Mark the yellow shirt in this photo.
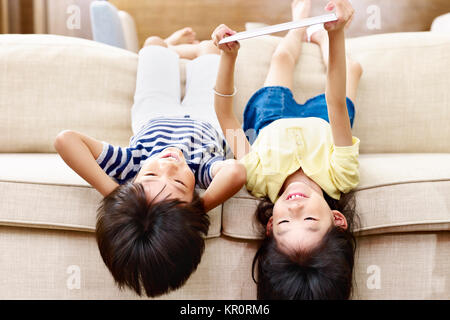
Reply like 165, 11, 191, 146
240, 118, 360, 202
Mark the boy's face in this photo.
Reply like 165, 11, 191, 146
134, 147, 196, 203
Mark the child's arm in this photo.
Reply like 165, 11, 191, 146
54, 130, 119, 197
212, 25, 251, 160
324, 0, 355, 147
201, 159, 246, 212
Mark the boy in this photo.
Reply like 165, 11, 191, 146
55, 29, 246, 297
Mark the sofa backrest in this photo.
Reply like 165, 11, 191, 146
234, 32, 450, 153
0, 34, 136, 153
1, 32, 449, 154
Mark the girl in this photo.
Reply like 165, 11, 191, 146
212, 0, 362, 299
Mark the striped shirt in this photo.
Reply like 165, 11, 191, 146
95, 117, 230, 189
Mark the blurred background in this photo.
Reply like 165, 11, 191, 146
1, 0, 450, 47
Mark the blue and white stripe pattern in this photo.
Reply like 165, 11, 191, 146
96, 117, 230, 189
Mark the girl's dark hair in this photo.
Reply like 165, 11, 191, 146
251, 192, 358, 300
96, 181, 209, 297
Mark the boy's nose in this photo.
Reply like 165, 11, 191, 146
159, 160, 180, 174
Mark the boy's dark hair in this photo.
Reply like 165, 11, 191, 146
252, 192, 358, 300
96, 181, 209, 297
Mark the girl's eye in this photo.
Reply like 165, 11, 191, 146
278, 220, 289, 225
145, 173, 156, 176
305, 217, 316, 221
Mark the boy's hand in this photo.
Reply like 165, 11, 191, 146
211, 24, 240, 55
323, 0, 354, 32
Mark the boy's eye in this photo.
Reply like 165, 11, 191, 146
175, 179, 186, 187
278, 220, 289, 225
145, 173, 156, 176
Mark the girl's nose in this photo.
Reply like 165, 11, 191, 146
288, 201, 304, 216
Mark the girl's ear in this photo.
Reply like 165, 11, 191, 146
331, 210, 348, 230
266, 216, 274, 236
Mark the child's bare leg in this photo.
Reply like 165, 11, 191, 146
144, 27, 196, 47
264, 0, 311, 90
143, 36, 168, 48
143, 27, 199, 59
169, 40, 220, 60
164, 27, 198, 46
144, 35, 219, 60
310, 29, 363, 102
345, 58, 363, 102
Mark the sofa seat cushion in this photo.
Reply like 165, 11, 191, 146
222, 153, 450, 239
0, 153, 221, 238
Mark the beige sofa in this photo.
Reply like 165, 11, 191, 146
0, 31, 449, 300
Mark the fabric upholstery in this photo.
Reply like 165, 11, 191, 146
0, 227, 258, 299
1, 225, 447, 299
2, 153, 448, 238
2, 33, 450, 153
1, 32, 449, 299
0, 34, 136, 153
352, 232, 450, 299
222, 153, 450, 239
0, 180, 222, 239
234, 32, 450, 153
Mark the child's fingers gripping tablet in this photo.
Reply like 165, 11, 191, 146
324, 0, 354, 31
212, 24, 239, 53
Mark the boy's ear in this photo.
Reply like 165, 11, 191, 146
266, 216, 274, 236
331, 210, 348, 230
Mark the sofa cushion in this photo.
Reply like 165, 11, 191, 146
2, 32, 450, 155
234, 32, 450, 153
0, 34, 136, 153
0, 154, 221, 238
222, 153, 450, 239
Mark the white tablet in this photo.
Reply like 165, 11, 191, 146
219, 13, 337, 44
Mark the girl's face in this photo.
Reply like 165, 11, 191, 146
270, 173, 347, 254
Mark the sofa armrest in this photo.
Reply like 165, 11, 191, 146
118, 10, 139, 53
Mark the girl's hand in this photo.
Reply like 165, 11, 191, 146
323, 0, 354, 32
211, 24, 240, 55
